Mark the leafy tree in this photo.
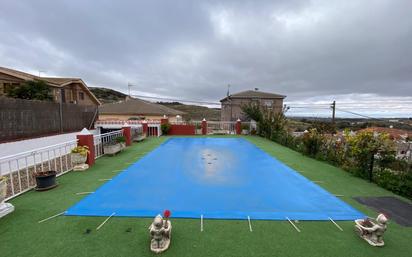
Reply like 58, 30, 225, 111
309, 121, 336, 134
345, 130, 395, 181
6, 80, 53, 101
301, 128, 324, 157
241, 103, 288, 140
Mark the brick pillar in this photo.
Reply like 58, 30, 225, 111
236, 119, 242, 135
122, 125, 131, 146
201, 118, 207, 135
161, 116, 169, 125
76, 128, 95, 167
142, 121, 148, 136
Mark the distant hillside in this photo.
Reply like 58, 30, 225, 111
89, 87, 127, 104
89, 87, 221, 121
158, 102, 221, 121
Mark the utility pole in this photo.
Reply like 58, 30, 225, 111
331, 100, 336, 124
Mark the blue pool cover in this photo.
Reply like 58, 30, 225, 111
65, 138, 364, 220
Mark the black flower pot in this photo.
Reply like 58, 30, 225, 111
35, 171, 58, 191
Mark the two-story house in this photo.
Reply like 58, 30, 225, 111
220, 89, 286, 121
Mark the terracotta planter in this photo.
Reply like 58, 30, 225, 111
35, 171, 57, 191
71, 153, 87, 166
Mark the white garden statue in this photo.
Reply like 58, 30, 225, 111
149, 211, 172, 254
0, 176, 15, 218
354, 214, 388, 247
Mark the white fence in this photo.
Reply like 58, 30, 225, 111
207, 121, 237, 134
94, 130, 124, 159
148, 124, 161, 137
95, 120, 160, 126
0, 139, 78, 200
95, 120, 160, 137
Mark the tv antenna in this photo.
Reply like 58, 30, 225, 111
128, 82, 137, 96
38, 70, 46, 77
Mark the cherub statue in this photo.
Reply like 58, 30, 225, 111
354, 214, 388, 247
149, 213, 172, 253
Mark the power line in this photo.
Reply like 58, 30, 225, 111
288, 106, 331, 110
335, 108, 412, 128
335, 108, 382, 120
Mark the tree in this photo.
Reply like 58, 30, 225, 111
241, 103, 288, 140
345, 130, 395, 181
6, 80, 53, 101
301, 128, 325, 157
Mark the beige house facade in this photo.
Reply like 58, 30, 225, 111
99, 96, 184, 122
220, 90, 286, 121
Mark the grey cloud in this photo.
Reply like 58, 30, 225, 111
0, 0, 411, 116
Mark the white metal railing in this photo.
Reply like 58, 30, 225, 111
93, 130, 124, 158
0, 139, 78, 200
207, 121, 237, 134
95, 120, 160, 126
148, 124, 161, 137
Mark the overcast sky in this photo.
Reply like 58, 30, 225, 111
0, 0, 411, 117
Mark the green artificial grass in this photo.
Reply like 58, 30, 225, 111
1, 136, 411, 257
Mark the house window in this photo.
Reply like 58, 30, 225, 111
79, 92, 85, 100
264, 100, 273, 107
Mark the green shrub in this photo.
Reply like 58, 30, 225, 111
375, 168, 412, 199
6, 80, 53, 101
116, 136, 126, 143
161, 123, 171, 135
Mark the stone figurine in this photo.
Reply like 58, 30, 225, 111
149, 214, 172, 253
354, 214, 388, 247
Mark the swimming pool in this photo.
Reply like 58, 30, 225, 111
65, 138, 364, 220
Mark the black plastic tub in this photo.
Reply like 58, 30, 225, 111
35, 171, 58, 191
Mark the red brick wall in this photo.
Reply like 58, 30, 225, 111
169, 124, 196, 135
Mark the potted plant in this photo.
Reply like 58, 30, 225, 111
34, 170, 58, 191
241, 123, 250, 135
71, 146, 89, 166
103, 140, 122, 156
116, 136, 126, 149
133, 132, 146, 142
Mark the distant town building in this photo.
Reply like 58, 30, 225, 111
220, 89, 286, 121
358, 127, 411, 141
0, 66, 100, 106
98, 96, 184, 122
358, 126, 411, 162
